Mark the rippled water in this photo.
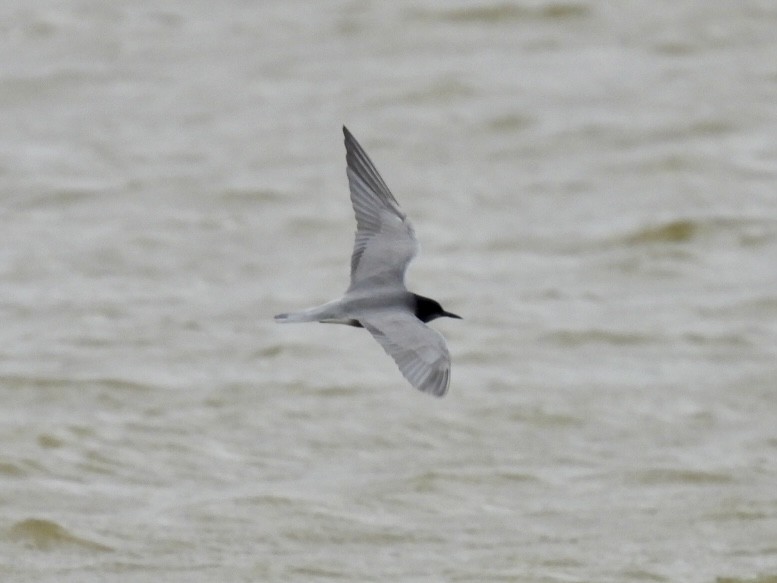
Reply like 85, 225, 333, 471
2, 1, 777, 582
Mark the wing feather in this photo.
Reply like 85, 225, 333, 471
343, 127, 419, 291
361, 311, 452, 397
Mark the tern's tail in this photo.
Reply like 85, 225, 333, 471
274, 302, 339, 323
274, 300, 348, 324
274, 311, 318, 323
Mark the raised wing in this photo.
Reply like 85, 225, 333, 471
343, 126, 419, 291
361, 311, 451, 397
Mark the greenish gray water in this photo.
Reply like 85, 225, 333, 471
1, 1, 776, 582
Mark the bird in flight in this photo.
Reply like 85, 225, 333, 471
274, 126, 461, 397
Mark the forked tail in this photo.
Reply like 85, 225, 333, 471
274, 300, 345, 324
274, 311, 317, 323
273, 303, 335, 323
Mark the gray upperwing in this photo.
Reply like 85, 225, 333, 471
343, 126, 419, 292
361, 311, 451, 397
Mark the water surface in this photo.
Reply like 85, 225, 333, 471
2, 1, 777, 581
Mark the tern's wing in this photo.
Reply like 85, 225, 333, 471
343, 126, 419, 292
361, 311, 451, 397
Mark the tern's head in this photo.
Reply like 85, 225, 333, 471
413, 294, 462, 323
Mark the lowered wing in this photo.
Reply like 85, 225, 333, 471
361, 310, 451, 397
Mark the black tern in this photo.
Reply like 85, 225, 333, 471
274, 126, 461, 397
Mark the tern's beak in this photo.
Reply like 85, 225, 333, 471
443, 311, 462, 320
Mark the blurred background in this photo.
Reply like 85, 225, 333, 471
1, 1, 776, 582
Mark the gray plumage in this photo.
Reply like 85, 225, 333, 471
274, 126, 460, 397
